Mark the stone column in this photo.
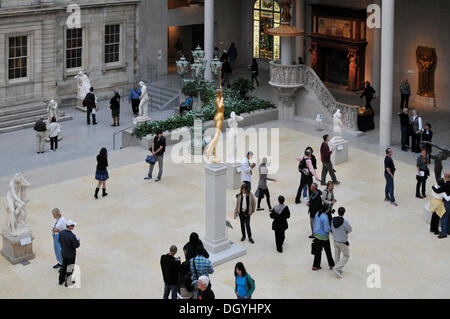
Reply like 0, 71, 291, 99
277, 88, 297, 120
203, 164, 246, 266
379, 0, 395, 148
281, 37, 293, 66
372, 0, 381, 103
295, 0, 305, 61
204, 0, 214, 81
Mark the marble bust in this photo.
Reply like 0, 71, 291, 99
5, 173, 31, 237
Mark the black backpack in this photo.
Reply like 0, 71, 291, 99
298, 158, 310, 175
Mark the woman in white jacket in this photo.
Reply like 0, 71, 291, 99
48, 117, 60, 152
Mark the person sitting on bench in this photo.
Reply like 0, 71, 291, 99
179, 95, 193, 114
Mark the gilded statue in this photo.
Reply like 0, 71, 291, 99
416, 46, 437, 98
206, 89, 225, 163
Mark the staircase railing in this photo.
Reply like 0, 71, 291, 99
113, 125, 134, 150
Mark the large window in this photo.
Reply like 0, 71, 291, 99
66, 28, 83, 69
105, 24, 121, 64
8, 36, 29, 80
253, 0, 281, 60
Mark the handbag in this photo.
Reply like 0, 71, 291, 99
145, 155, 156, 164
255, 187, 261, 199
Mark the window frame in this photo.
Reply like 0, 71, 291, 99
64, 26, 87, 75
102, 22, 126, 71
104, 24, 123, 66
6, 34, 32, 84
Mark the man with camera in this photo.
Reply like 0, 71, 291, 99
160, 245, 181, 299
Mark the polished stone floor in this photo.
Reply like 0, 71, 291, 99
0, 127, 448, 299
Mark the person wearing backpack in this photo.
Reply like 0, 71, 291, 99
295, 149, 320, 204
178, 260, 194, 299
234, 262, 255, 299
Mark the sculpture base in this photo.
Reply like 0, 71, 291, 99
76, 99, 87, 112
1, 229, 35, 265
330, 137, 348, 166
226, 162, 242, 190
203, 240, 246, 267
134, 116, 151, 125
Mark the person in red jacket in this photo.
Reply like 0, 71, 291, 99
320, 135, 340, 186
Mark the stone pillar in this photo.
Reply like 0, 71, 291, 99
277, 88, 298, 120
281, 37, 293, 66
379, 0, 395, 148
295, 0, 305, 61
203, 164, 246, 266
372, 0, 381, 104
204, 0, 214, 81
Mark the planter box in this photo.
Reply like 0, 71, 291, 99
122, 108, 278, 150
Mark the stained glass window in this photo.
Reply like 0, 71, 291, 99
253, 0, 281, 60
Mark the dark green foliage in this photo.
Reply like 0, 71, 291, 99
231, 77, 255, 99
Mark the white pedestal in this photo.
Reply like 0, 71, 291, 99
203, 163, 246, 266
76, 99, 87, 112
133, 116, 151, 125
1, 228, 35, 265
330, 137, 349, 166
226, 162, 241, 190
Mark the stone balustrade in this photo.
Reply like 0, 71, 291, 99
269, 61, 306, 88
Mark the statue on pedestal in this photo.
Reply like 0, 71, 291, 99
206, 89, 225, 163
329, 109, 345, 150
5, 173, 31, 237
74, 71, 91, 101
416, 46, 437, 98
136, 81, 149, 121
47, 99, 60, 122
226, 111, 244, 163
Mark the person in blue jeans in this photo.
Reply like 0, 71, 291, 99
51, 208, 67, 269
234, 262, 255, 299
432, 173, 450, 238
384, 148, 398, 206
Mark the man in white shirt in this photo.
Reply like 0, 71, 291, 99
240, 151, 256, 192
51, 208, 67, 269
411, 109, 423, 153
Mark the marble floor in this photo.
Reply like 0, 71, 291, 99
0, 127, 448, 299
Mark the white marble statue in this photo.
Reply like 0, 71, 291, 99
5, 173, 31, 237
74, 71, 91, 101
226, 111, 244, 163
333, 109, 343, 137
47, 99, 59, 122
138, 81, 149, 119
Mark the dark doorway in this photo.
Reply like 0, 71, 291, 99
191, 24, 204, 51
168, 24, 204, 72
320, 48, 349, 86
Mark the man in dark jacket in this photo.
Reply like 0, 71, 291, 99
398, 108, 410, 151
307, 183, 323, 239
34, 116, 47, 154
84, 87, 97, 125
360, 81, 376, 113
160, 245, 181, 299
221, 59, 232, 88
270, 196, 290, 253
320, 135, 340, 185
433, 173, 450, 238
197, 276, 215, 300
145, 130, 166, 182
58, 220, 80, 286
110, 89, 121, 127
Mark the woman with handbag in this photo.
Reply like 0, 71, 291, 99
256, 157, 276, 211
234, 184, 256, 244
234, 262, 255, 299
94, 147, 109, 199
270, 196, 290, 253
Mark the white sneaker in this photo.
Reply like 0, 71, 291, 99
334, 268, 342, 278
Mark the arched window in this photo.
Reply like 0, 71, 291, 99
253, 0, 281, 60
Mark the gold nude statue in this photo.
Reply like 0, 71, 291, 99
206, 89, 225, 163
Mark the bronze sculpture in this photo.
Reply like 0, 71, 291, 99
416, 46, 437, 98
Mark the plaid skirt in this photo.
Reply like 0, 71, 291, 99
95, 169, 109, 181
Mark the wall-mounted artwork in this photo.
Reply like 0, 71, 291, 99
416, 46, 437, 98
317, 17, 351, 39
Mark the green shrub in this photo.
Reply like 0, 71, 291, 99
231, 77, 255, 99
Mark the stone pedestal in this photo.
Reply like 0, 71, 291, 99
75, 99, 87, 112
134, 116, 151, 125
1, 229, 35, 265
226, 162, 241, 190
330, 137, 348, 165
203, 163, 246, 266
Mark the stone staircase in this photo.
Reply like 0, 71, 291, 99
145, 82, 180, 111
0, 102, 73, 134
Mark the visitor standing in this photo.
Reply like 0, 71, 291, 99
110, 89, 121, 127
58, 220, 80, 287
51, 208, 66, 269
320, 135, 340, 186
432, 173, 450, 239
183, 232, 209, 262
298, 56, 304, 65
234, 262, 255, 299
312, 209, 335, 271
250, 58, 259, 88
399, 79, 411, 110
197, 276, 215, 300
228, 43, 237, 68
48, 117, 60, 152
331, 207, 352, 278
175, 38, 183, 59
94, 147, 109, 199
295, 149, 320, 204
269, 195, 290, 253
384, 148, 398, 206
220, 49, 229, 62
222, 58, 232, 88
307, 183, 323, 239
430, 178, 446, 235
256, 157, 276, 211
240, 151, 256, 192
302, 147, 318, 201
145, 130, 166, 182
411, 109, 423, 153
398, 108, 410, 151
322, 181, 337, 224
360, 81, 376, 113
416, 150, 429, 199
234, 184, 256, 244
160, 245, 181, 299
128, 84, 141, 117
190, 246, 214, 299
84, 87, 97, 125
34, 116, 47, 154
421, 123, 433, 163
